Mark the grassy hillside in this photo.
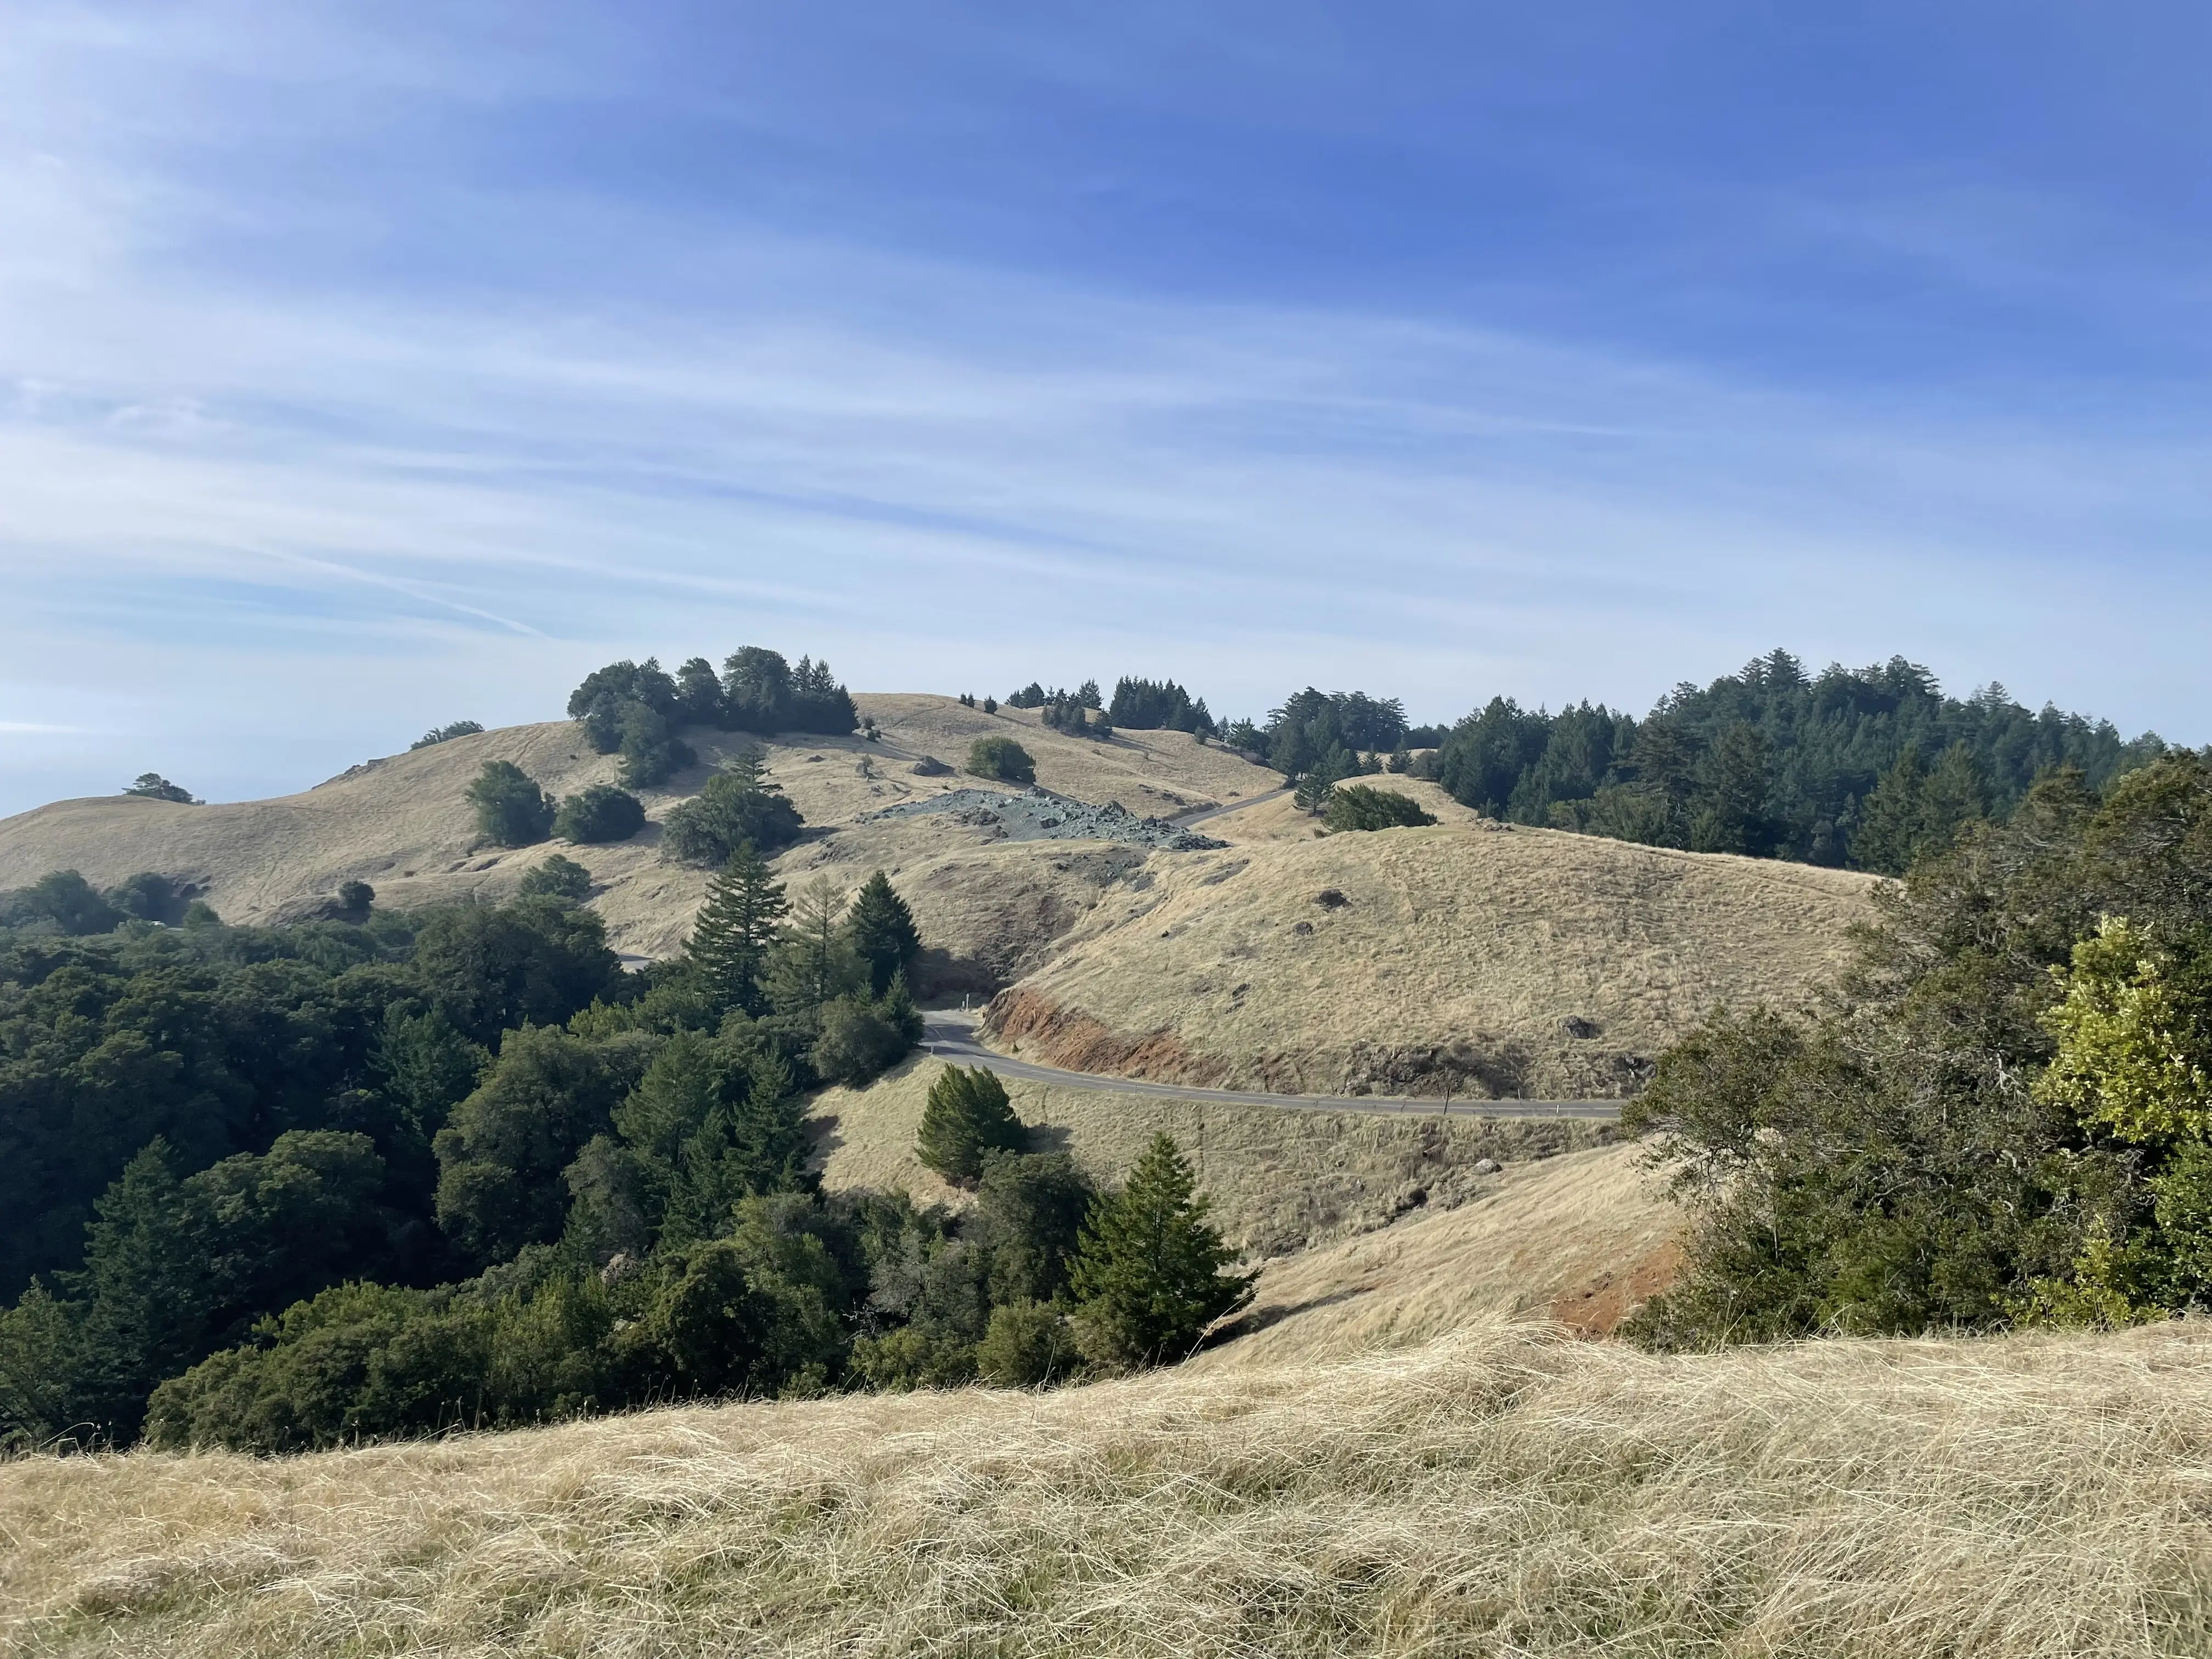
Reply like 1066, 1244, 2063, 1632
988, 820, 1876, 1098
8, 1318, 2205, 1657
0, 697, 1875, 1080
0, 696, 1279, 966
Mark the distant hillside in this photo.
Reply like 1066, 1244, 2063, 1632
986, 816, 1874, 1098
0, 693, 1874, 1098
0, 695, 1279, 976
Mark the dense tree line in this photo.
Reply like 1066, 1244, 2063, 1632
1625, 751, 2212, 1344
0, 870, 211, 934
0, 851, 973, 1449
1004, 679, 1100, 712
1107, 678, 1216, 736
567, 648, 857, 789
1430, 651, 2162, 871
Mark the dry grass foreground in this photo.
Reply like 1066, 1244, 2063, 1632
9, 1319, 2212, 1657
988, 820, 1877, 1098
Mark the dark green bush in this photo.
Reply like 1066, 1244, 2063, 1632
916, 1065, 1027, 1184
1623, 754, 2212, 1348
812, 979, 922, 1086
661, 753, 804, 865
105, 871, 189, 926
975, 1299, 1080, 1386
966, 736, 1036, 783
465, 760, 556, 847
1322, 784, 1437, 832
517, 853, 594, 902
0, 870, 124, 934
554, 783, 647, 844
410, 721, 483, 751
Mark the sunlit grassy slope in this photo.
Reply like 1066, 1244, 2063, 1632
9, 1319, 2209, 1657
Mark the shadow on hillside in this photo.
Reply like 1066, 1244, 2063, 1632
1200, 1283, 1376, 1350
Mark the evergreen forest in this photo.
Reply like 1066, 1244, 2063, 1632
1180, 650, 2161, 874
0, 845, 1247, 1452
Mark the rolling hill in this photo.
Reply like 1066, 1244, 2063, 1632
0, 695, 1876, 1101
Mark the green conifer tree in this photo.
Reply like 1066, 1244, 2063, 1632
847, 870, 923, 996
763, 876, 864, 1015
1850, 745, 1928, 874
685, 843, 788, 1015
1068, 1132, 1252, 1370
916, 1065, 1026, 1184
1917, 742, 1990, 857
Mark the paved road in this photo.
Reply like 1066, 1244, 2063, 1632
1168, 786, 1293, 827
920, 1011, 1623, 1120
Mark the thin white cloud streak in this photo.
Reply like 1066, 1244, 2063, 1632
1, 14, 2209, 814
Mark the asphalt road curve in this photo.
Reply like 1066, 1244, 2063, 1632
1167, 786, 1293, 827
920, 1012, 1624, 1121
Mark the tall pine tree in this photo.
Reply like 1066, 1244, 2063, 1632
686, 842, 788, 1015
846, 870, 922, 996
1069, 1132, 1252, 1370
1850, 745, 1929, 875
764, 876, 864, 1015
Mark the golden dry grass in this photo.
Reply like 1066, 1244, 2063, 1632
809, 1053, 1621, 1260
990, 821, 1876, 1098
0, 696, 1281, 962
1199, 771, 1480, 842
0, 699, 1871, 1076
1199, 1141, 1679, 1363
9, 1319, 2212, 1657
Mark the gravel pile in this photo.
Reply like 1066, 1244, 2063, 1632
867, 787, 1227, 851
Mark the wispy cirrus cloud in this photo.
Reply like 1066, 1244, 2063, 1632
0, 2, 2207, 814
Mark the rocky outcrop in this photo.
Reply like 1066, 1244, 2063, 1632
984, 987, 1233, 1086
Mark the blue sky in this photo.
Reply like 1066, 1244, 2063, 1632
2, 2, 2208, 812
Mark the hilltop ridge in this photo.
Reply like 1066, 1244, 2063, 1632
0, 693, 1875, 1098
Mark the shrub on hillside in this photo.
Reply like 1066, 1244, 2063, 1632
966, 736, 1036, 785
616, 702, 696, 789
105, 871, 190, 926
1322, 785, 1437, 833
554, 783, 647, 844
974, 1299, 1080, 1385
122, 773, 196, 803
812, 978, 922, 1086
661, 752, 804, 866
336, 881, 375, 918
466, 760, 556, 847
410, 721, 483, 751
1623, 753, 2212, 1348
517, 853, 594, 904
917, 1065, 1028, 1184
0, 870, 125, 935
